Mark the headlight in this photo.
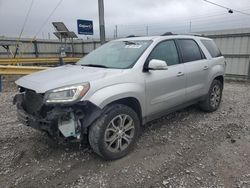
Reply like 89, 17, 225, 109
45, 83, 90, 104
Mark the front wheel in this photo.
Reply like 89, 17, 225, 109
199, 79, 223, 112
88, 104, 140, 160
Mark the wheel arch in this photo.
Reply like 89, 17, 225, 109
206, 73, 224, 94
82, 96, 143, 134
214, 75, 224, 87
108, 97, 143, 124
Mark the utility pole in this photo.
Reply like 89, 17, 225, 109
98, 0, 106, 44
146, 25, 149, 36
115, 25, 118, 38
189, 21, 192, 33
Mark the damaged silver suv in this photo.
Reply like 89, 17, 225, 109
14, 34, 225, 160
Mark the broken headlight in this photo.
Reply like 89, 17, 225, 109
45, 83, 90, 104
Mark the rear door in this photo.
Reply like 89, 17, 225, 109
176, 39, 209, 101
144, 40, 186, 117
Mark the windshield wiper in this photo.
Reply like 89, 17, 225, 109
81, 64, 108, 68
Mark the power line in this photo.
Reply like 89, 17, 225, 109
18, 0, 64, 58
204, 0, 250, 16
105, 14, 250, 38
113, 15, 250, 32
108, 5, 250, 36
17, 0, 34, 39
34, 0, 64, 38
107, 6, 250, 29
14, 0, 34, 58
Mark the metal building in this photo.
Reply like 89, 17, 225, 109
1, 28, 250, 80
202, 28, 250, 79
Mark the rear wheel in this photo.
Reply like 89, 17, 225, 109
199, 79, 223, 112
88, 104, 140, 160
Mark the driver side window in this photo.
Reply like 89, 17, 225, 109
148, 40, 179, 66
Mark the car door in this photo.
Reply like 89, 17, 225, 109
144, 40, 186, 117
176, 39, 209, 101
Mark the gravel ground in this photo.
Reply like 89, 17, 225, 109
0, 81, 250, 188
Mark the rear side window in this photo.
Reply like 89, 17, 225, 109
177, 39, 203, 63
201, 39, 222, 58
148, 40, 179, 66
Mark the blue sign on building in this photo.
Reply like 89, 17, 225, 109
77, 19, 93, 35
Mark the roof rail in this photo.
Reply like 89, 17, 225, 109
161, 32, 174, 36
182, 33, 205, 37
126, 35, 139, 38
160, 32, 205, 37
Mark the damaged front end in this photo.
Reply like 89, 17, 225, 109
13, 87, 101, 142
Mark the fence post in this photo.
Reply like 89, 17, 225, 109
248, 59, 250, 80
81, 41, 84, 56
0, 75, 2, 92
71, 38, 75, 57
33, 40, 39, 58
59, 57, 64, 66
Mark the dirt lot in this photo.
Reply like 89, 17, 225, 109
0, 81, 250, 188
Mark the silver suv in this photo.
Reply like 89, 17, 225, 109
14, 34, 226, 160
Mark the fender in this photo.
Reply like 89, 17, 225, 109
205, 61, 225, 93
86, 83, 146, 117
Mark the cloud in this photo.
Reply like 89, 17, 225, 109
0, 0, 250, 39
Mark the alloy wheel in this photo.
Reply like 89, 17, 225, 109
104, 114, 135, 153
210, 84, 221, 108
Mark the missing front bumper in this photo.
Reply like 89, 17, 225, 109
16, 106, 57, 137
13, 93, 102, 141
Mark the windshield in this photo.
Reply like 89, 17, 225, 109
77, 40, 152, 69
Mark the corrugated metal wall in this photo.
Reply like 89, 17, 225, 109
1, 28, 250, 79
0, 38, 101, 58
202, 28, 250, 79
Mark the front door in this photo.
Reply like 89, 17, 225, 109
144, 40, 186, 117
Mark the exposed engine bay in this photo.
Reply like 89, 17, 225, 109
13, 87, 101, 141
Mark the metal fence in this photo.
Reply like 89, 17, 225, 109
0, 38, 101, 58
1, 27, 250, 80
201, 28, 250, 80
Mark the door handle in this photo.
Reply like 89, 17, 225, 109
203, 66, 209, 70
177, 72, 184, 77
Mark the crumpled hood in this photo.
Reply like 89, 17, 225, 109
15, 65, 123, 93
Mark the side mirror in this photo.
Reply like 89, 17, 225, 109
147, 59, 168, 70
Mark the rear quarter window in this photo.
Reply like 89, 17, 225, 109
177, 39, 204, 63
201, 39, 222, 58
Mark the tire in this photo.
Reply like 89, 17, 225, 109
199, 79, 223, 112
88, 104, 140, 160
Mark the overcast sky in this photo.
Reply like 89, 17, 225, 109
1, 0, 250, 39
